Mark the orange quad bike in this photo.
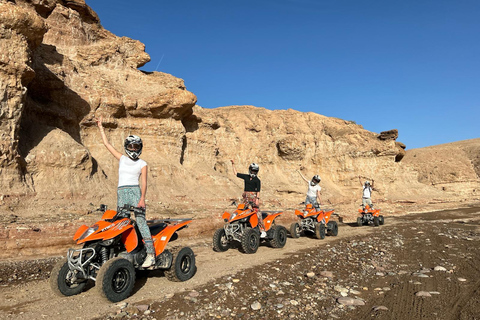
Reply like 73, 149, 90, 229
49, 205, 196, 302
357, 204, 384, 227
213, 203, 287, 254
290, 204, 338, 239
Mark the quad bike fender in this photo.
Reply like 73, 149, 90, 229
249, 214, 258, 228
153, 220, 192, 255
322, 210, 335, 223
294, 209, 304, 217
222, 211, 230, 220
121, 227, 139, 252
263, 212, 283, 231
101, 209, 117, 220
73, 225, 89, 241
230, 210, 254, 223
77, 218, 133, 244
315, 211, 325, 223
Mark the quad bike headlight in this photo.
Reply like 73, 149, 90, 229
78, 224, 99, 241
100, 235, 119, 246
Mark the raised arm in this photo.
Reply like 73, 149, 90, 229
231, 159, 238, 176
297, 170, 309, 183
358, 175, 363, 187
371, 179, 375, 189
95, 116, 122, 160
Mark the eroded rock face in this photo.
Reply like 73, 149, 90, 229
0, 0, 478, 219
1, 0, 196, 203
403, 139, 480, 197
0, 1, 46, 191
25, 128, 107, 198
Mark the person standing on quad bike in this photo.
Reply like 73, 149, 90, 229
359, 176, 375, 209
230, 160, 266, 237
297, 170, 322, 210
95, 116, 156, 268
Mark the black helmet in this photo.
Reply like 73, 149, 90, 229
311, 174, 321, 185
124, 135, 143, 160
249, 163, 259, 176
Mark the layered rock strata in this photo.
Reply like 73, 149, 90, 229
0, 0, 478, 223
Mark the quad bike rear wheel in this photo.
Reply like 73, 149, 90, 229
315, 223, 326, 239
357, 217, 363, 227
213, 228, 230, 252
290, 222, 301, 238
379, 215, 385, 225
50, 258, 87, 297
373, 216, 380, 227
96, 257, 136, 302
165, 247, 196, 282
269, 226, 287, 248
240, 228, 260, 254
327, 221, 338, 236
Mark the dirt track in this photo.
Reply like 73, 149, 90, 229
0, 206, 479, 320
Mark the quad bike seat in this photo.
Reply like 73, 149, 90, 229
148, 222, 167, 236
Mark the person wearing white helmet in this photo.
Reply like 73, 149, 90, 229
359, 176, 375, 209
95, 116, 156, 268
231, 160, 266, 237
297, 170, 322, 210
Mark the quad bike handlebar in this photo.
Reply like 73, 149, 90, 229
147, 218, 193, 225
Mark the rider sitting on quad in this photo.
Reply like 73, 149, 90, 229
297, 170, 322, 211
231, 160, 266, 237
96, 116, 155, 268
359, 176, 375, 209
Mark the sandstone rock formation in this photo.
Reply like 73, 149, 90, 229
403, 139, 480, 198
0, 0, 478, 226
0, 1, 46, 191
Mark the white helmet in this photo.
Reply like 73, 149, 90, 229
249, 163, 259, 177
124, 135, 143, 160
312, 175, 321, 184
364, 181, 371, 186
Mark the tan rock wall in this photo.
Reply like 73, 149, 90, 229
0, 1, 46, 192
0, 0, 478, 222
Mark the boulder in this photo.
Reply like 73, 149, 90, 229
378, 129, 399, 141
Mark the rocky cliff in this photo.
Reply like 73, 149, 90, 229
0, 0, 478, 224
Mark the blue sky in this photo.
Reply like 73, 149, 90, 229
86, 0, 479, 149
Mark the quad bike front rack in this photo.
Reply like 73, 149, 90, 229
67, 247, 97, 281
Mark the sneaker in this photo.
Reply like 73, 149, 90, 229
141, 254, 156, 268
260, 231, 267, 238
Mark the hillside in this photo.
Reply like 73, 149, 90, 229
0, 0, 478, 226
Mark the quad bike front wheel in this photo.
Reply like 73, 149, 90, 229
165, 247, 196, 282
379, 215, 385, 225
50, 258, 87, 297
373, 216, 380, 227
315, 223, 326, 239
213, 228, 230, 252
240, 228, 260, 254
327, 221, 338, 236
357, 217, 363, 227
269, 225, 287, 248
290, 222, 301, 238
96, 257, 136, 302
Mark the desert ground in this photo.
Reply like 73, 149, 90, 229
1, 2, 479, 320
0, 206, 479, 320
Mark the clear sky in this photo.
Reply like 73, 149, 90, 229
86, 0, 479, 150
